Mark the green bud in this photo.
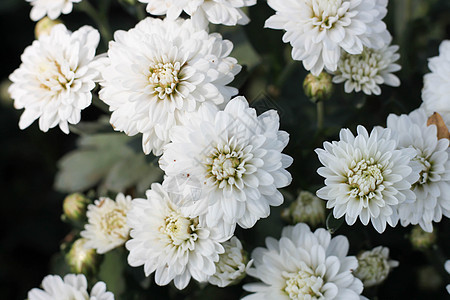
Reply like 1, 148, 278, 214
62, 193, 90, 222
281, 191, 325, 227
35, 17, 62, 39
66, 238, 99, 275
410, 225, 437, 250
303, 72, 333, 103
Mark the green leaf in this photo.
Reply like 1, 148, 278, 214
98, 248, 126, 297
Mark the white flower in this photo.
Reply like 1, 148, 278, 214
333, 44, 401, 95
281, 190, 326, 227
139, 0, 256, 28
265, 0, 391, 76
387, 108, 450, 232
445, 260, 450, 294
126, 183, 229, 290
28, 273, 114, 300
208, 236, 252, 287
316, 125, 419, 233
81, 193, 132, 254
354, 246, 399, 288
422, 40, 450, 127
8, 24, 100, 134
160, 96, 293, 232
242, 223, 363, 299
27, 0, 82, 21
99, 17, 241, 155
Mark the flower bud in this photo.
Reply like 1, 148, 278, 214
66, 238, 99, 275
208, 237, 252, 287
35, 17, 62, 39
303, 72, 333, 103
354, 246, 399, 287
62, 193, 90, 222
281, 191, 325, 227
410, 225, 437, 250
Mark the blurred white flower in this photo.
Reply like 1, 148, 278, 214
333, 44, 401, 95
99, 17, 240, 155
126, 183, 229, 290
208, 236, 251, 287
27, 0, 82, 21
81, 193, 132, 254
316, 125, 419, 233
445, 260, 450, 294
242, 223, 363, 299
139, 0, 256, 28
9, 24, 100, 134
354, 246, 399, 288
387, 108, 450, 232
160, 96, 293, 233
28, 274, 114, 300
422, 40, 450, 127
281, 190, 326, 227
265, 0, 391, 76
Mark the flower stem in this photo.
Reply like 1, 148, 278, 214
76, 0, 112, 45
316, 100, 324, 131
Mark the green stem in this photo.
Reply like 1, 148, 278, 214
76, 0, 112, 45
316, 100, 324, 131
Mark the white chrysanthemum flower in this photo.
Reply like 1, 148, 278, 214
81, 193, 132, 254
160, 96, 293, 232
445, 260, 450, 294
316, 125, 419, 233
28, 274, 114, 300
354, 246, 399, 288
27, 0, 82, 21
208, 236, 252, 287
242, 223, 363, 299
126, 183, 229, 290
8, 24, 99, 134
265, 0, 391, 76
387, 108, 450, 232
281, 191, 326, 227
139, 0, 256, 28
422, 40, 450, 127
99, 17, 241, 155
333, 44, 401, 95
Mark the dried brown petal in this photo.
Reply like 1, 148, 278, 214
427, 112, 450, 140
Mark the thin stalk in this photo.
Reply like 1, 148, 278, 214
316, 100, 324, 131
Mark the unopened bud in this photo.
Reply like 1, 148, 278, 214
410, 225, 437, 250
281, 191, 325, 227
35, 17, 62, 39
63, 193, 90, 222
66, 238, 99, 275
303, 72, 333, 103
354, 246, 399, 287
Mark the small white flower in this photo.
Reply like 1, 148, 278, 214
422, 40, 450, 127
81, 193, 132, 254
139, 0, 256, 28
354, 246, 399, 288
99, 17, 241, 155
316, 125, 419, 233
281, 190, 326, 227
126, 183, 229, 290
387, 108, 450, 232
9, 24, 100, 134
333, 44, 401, 95
208, 236, 252, 287
445, 260, 450, 294
27, 0, 82, 21
243, 223, 363, 299
265, 0, 391, 76
28, 273, 114, 300
160, 96, 293, 232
